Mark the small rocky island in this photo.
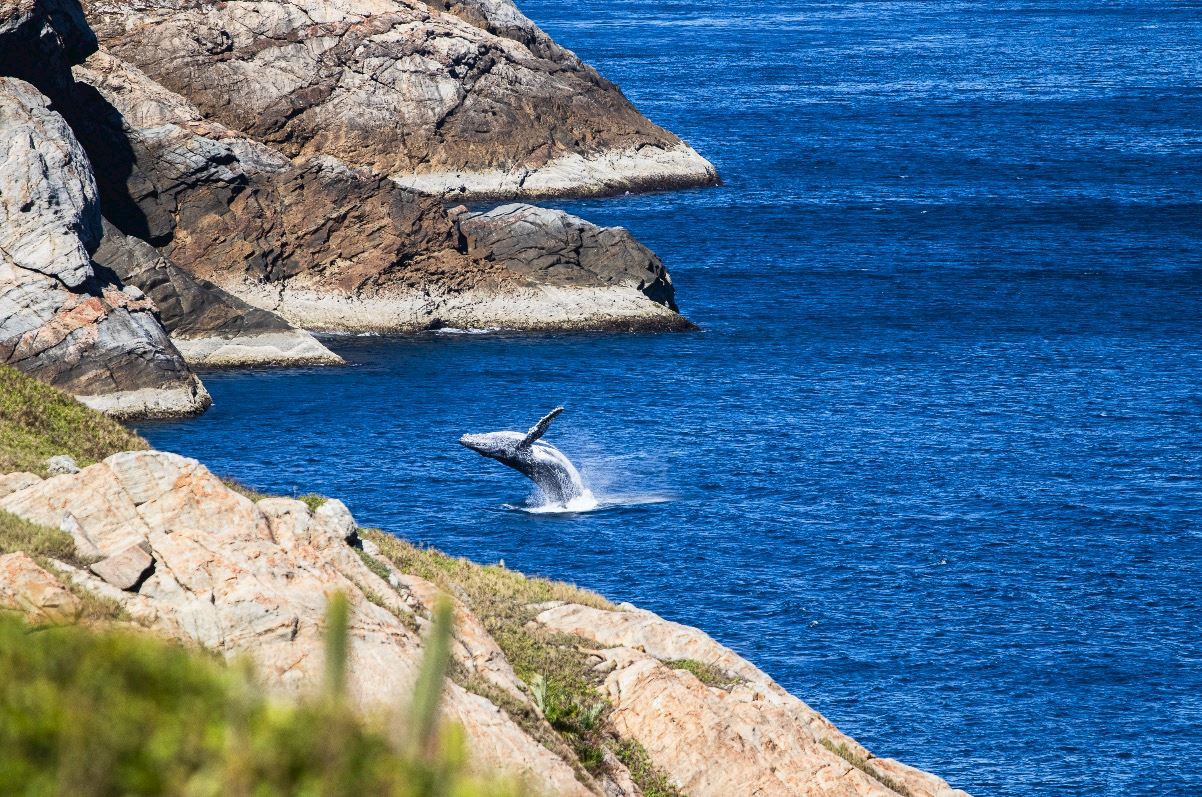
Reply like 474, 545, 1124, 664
0, 1, 970, 795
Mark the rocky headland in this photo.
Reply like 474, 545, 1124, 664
3, 0, 704, 415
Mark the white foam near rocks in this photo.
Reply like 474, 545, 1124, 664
76, 376, 212, 420
391, 142, 718, 200
171, 331, 344, 367
221, 283, 692, 333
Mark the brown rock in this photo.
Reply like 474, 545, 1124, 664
0, 551, 81, 622
94, 222, 342, 367
68, 50, 694, 333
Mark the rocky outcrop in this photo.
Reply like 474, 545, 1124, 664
82, 0, 717, 200
0, 451, 593, 795
0, 551, 82, 623
68, 50, 694, 333
537, 603, 971, 797
95, 223, 342, 367
460, 203, 686, 315
0, 76, 210, 418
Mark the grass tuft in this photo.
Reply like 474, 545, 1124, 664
820, 739, 914, 797
666, 658, 742, 690
298, 494, 328, 512
0, 511, 89, 568
0, 366, 146, 477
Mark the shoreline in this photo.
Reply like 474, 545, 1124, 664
392, 143, 719, 201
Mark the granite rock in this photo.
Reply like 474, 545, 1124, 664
0, 451, 594, 796
0, 552, 81, 623
0, 76, 210, 419
82, 0, 717, 200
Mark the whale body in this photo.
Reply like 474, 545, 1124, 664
459, 407, 592, 507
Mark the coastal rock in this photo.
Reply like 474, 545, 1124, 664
538, 603, 971, 797
0, 77, 98, 289
0, 0, 96, 106
46, 454, 80, 474
0, 451, 593, 796
0, 551, 81, 623
0, 472, 42, 498
460, 203, 685, 314
69, 50, 694, 332
88, 541, 154, 590
0, 77, 210, 419
94, 223, 343, 367
82, 0, 717, 200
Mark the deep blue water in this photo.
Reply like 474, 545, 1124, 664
139, 2, 1202, 795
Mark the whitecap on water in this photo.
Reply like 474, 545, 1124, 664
502, 492, 675, 515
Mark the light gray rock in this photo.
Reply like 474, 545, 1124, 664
0, 472, 42, 498
89, 541, 154, 590
46, 454, 80, 475
0, 76, 98, 289
0, 76, 210, 419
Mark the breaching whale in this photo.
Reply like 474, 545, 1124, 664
459, 407, 593, 508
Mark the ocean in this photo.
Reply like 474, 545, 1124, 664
139, 2, 1202, 794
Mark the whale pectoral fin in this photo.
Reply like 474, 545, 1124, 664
521, 406, 564, 447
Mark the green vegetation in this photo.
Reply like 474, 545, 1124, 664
299, 493, 329, 512
0, 594, 520, 797
0, 366, 146, 476
0, 510, 87, 567
666, 658, 741, 690
819, 739, 914, 797
366, 531, 682, 797
222, 479, 271, 502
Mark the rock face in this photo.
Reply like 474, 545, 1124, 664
65, 50, 694, 333
95, 223, 342, 367
537, 603, 972, 797
0, 552, 81, 623
0, 0, 96, 106
82, 0, 718, 200
460, 203, 685, 314
0, 451, 593, 796
0, 77, 210, 418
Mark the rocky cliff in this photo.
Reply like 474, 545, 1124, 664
0, 76, 210, 418
82, 0, 718, 200
1, 0, 707, 412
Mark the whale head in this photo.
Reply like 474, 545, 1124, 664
459, 431, 526, 461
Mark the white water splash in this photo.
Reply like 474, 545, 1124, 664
505, 491, 674, 515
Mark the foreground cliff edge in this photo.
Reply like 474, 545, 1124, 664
0, 366, 971, 797
3, 0, 707, 418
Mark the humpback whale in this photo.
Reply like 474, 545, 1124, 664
459, 407, 593, 508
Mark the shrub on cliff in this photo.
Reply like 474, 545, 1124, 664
0, 596, 519, 797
